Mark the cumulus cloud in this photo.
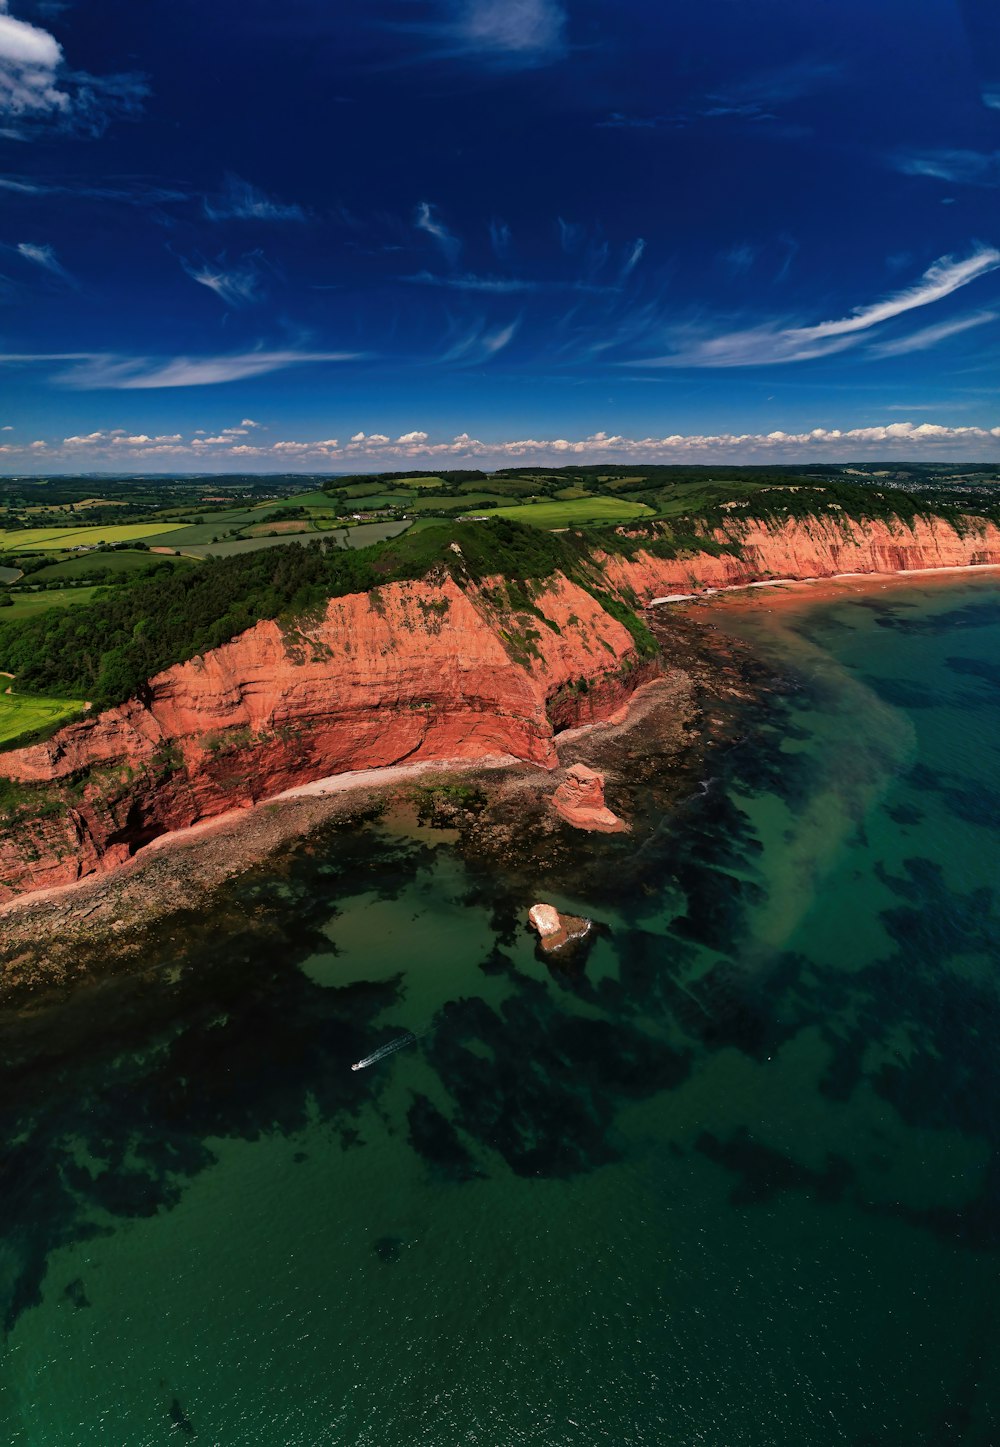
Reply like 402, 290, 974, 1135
20, 418, 997, 467
635, 246, 1000, 367
203, 174, 305, 223
0, 3, 63, 116
0, 1, 146, 136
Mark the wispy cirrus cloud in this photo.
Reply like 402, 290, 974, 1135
398, 0, 567, 69
439, 316, 520, 363
15, 239, 74, 284
0, 173, 187, 205
414, 201, 461, 263
890, 148, 1000, 188
179, 251, 266, 308
619, 237, 645, 281
0, 0, 147, 137
869, 310, 996, 358
403, 269, 539, 294
632, 246, 1000, 367
489, 219, 511, 259
598, 58, 838, 136
203, 174, 305, 223
0, 347, 362, 389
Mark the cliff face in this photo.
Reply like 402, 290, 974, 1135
0, 573, 649, 900
598, 513, 1000, 601
3, 511, 1000, 903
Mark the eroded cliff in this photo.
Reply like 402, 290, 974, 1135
3, 510, 1000, 903
0, 572, 651, 899
599, 513, 1000, 600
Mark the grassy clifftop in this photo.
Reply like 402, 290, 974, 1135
0, 480, 985, 727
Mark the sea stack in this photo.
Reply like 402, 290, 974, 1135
551, 763, 628, 834
528, 903, 593, 955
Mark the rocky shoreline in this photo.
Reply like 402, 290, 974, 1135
0, 607, 775, 1003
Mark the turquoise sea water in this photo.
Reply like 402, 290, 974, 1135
2, 577, 1000, 1445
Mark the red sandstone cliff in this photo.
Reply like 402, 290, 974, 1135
0, 573, 649, 899
3, 511, 1000, 903
598, 513, 1000, 601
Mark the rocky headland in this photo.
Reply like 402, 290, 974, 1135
2, 509, 999, 911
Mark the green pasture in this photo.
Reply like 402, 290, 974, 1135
0, 522, 187, 551
242, 521, 319, 538
394, 475, 444, 488
402, 517, 450, 533
486, 498, 655, 528
338, 481, 389, 498
143, 522, 250, 547
279, 491, 341, 512
3, 586, 103, 617
25, 551, 198, 583
403, 492, 507, 514
336, 494, 410, 510
0, 690, 87, 747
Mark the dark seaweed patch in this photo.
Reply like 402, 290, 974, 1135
426, 988, 690, 1178
169, 1398, 196, 1436
62, 1278, 90, 1310
407, 1093, 485, 1182
696, 1129, 855, 1206
373, 1236, 403, 1264
884, 801, 924, 826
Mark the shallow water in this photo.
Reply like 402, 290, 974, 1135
2, 577, 999, 1445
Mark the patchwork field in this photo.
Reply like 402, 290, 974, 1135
0, 690, 87, 747
0, 523, 187, 551
403, 493, 507, 513
486, 498, 655, 527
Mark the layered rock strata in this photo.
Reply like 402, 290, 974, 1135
550, 763, 628, 833
0, 574, 650, 900
599, 513, 1000, 602
3, 512, 1000, 903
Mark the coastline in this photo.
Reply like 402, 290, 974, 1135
650, 560, 1000, 616
2, 559, 998, 996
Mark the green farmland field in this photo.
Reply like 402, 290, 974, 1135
0, 523, 187, 552
403, 492, 507, 513
3, 586, 103, 617
25, 551, 199, 583
0, 690, 87, 748
486, 498, 655, 528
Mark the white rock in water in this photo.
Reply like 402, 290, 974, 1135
528, 903, 564, 941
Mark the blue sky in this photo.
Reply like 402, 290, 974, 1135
0, 0, 999, 472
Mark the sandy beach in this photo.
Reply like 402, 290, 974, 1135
650, 561, 1000, 616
